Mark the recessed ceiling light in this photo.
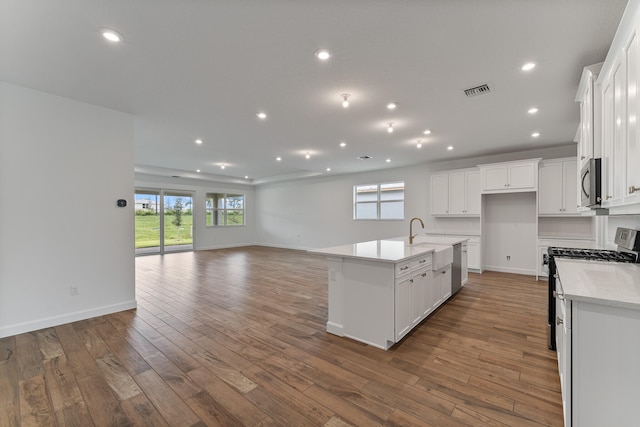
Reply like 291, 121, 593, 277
195, 139, 203, 144
341, 94, 350, 108
423, 129, 432, 135
276, 156, 282, 161
339, 141, 347, 148
305, 152, 311, 159
245, 176, 249, 179
387, 122, 394, 133
196, 169, 201, 173
416, 142, 423, 149
100, 27, 123, 42
386, 158, 391, 163
532, 132, 540, 138
447, 146, 454, 150
315, 49, 331, 60
528, 107, 539, 114
326, 167, 331, 172
256, 112, 267, 119
522, 62, 536, 71
387, 102, 398, 110
220, 164, 226, 169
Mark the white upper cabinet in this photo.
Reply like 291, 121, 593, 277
430, 169, 480, 216
576, 64, 602, 170
479, 159, 540, 193
539, 159, 578, 215
430, 173, 450, 215
594, 0, 640, 212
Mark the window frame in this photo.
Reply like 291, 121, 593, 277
206, 192, 245, 227
353, 181, 405, 221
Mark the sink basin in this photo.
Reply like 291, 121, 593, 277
432, 245, 453, 270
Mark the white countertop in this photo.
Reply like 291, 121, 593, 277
555, 258, 640, 310
309, 238, 450, 263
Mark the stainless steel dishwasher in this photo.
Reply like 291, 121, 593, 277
451, 243, 462, 294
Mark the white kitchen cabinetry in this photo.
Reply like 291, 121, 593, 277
466, 237, 480, 271
430, 174, 449, 215
430, 169, 480, 216
555, 277, 571, 427
395, 254, 433, 342
478, 159, 540, 193
538, 159, 578, 215
555, 271, 640, 426
431, 264, 451, 310
576, 63, 602, 170
594, 0, 640, 212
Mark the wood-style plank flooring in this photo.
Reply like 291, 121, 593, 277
0, 246, 563, 426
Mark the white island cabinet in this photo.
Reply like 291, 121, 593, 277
555, 259, 640, 426
310, 237, 464, 350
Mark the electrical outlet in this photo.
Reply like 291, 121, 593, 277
70, 286, 79, 295
506, 255, 511, 261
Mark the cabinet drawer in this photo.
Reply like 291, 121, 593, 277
410, 254, 432, 270
395, 261, 411, 277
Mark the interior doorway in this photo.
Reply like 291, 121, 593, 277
134, 189, 194, 255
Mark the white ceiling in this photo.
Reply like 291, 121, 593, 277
1, 0, 628, 184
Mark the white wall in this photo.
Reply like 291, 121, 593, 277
0, 83, 136, 338
135, 174, 255, 250
254, 165, 432, 249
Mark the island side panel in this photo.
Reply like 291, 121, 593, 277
341, 258, 396, 350
326, 257, 345, 336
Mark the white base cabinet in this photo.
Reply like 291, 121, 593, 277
431, 264, 451, 309
556, 276, 640, 426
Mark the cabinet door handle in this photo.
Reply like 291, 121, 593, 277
629, 186, 640, 194
581, 155, 586, 160
419, 259, 426, 264
410, 278, 414, 283
606, 195, 612, 200
556, 316, 563, 325
422, 273, 427, 278
401, 266, 409, 271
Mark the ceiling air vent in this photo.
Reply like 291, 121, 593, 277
464, 83, 491, 97
357, 155, 373, 160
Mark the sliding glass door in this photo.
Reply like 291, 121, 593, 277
163, 191, 193, 253
134, 189, 193, 255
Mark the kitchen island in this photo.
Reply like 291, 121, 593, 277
310, 235, 467, 349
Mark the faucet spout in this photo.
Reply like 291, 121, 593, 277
409, 217, 425, 245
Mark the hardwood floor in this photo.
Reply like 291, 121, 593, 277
0, 246, 563, 426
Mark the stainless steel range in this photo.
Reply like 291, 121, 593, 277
545, 227, 640, 350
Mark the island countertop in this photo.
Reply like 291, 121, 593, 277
555, 258, 640, 310
309, 239, 446, 263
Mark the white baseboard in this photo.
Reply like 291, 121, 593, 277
483, 265, 537, 276
0, 300, 137, 339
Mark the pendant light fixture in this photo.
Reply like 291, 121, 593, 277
341, 94, 350, 108
387, 122, 394, 133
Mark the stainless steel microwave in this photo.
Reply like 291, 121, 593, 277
580, 158, 602, 207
